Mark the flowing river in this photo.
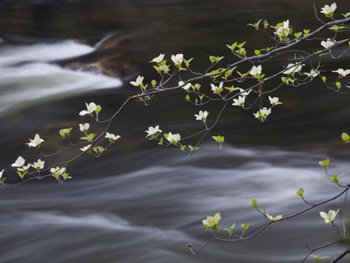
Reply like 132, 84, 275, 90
0, 1, 349, 262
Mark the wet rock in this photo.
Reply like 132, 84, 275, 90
62, 34, 138, 79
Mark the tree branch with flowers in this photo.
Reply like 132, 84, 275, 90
1, 2, 350, 262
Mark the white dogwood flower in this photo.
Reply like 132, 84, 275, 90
253, 107, 272, 122
239, 88, 252, 97
202, 212, 221, 230
79, 102, 98, 116
150, 54, 165, 63
276, 20, 292, 39
283, 63, 304, 75
130, 76, 144, 87
320, 209, 339, 224
11, 156, 25, 168
268, 96, 282, 106
50, 166, 66, 177
232, 96, 246, 107
80, 144, 92, 152
105, 132, 121, 141
178, 81, 192, 91
266, 213, 283, 221
171, 54, 184, 65
32, 159, 45, 170
304, 69, 320, 78
194, 110, 209, 122
211, 82, 224, 94
249, 65, 262, 77
145, 125, 162, 137
332, 68, 350, 78
17, 163, 31, 172
79, 123, 90, 132
321, 38, 336, 49
320, 3, 337, 17
166, 132, 181, 143
0, 169, 4, 179
26, 134, 44, 148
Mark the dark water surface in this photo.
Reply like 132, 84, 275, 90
0, 1, 350, 262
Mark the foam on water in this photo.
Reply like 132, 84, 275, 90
0, 40, 122, 115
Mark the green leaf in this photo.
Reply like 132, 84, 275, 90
341, 132, 350, 143
237, 71, 249, 78
237, 42, 246, 48
223, 67, 237, 79
179, 144, 187, 152
336, 81, 341, 89
330, 25, 346, 31
184, 58, 194, 68
251, 198, 258, 209
192, 83, 201, 91
59, 128, 73, 138
151, 80, 157, 87
226, 224, 235, 236
342, 12, 350, 18
325, 175, 341, 184
81, 133, 96, 142
209, 56, 224, 64
17, 170, 27, 179
0, 178, 6, 185
95, 105, 102, 114
318, 158, 330, 168
93, 146, 105, 154
209, 68, 225, 79
275, 21, 284, 29
241, 223, 250, 232
312, 254, 329, 263
226, 42, 238, 51
225, 86, 240, 92
303, 29, 310, 36
263, 20, 269, 29
254, 49, 261, 56
294, 32, 302, 39
247, 19, 262, 30
296, 188, 304, 197
158, 64, 170, 73
236, 47, 247, 57
321, 76, 327, 82
212, 135, 225, 144
62, 172, 72, 181
189, 145, 200, 152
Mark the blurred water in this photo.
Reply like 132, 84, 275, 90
0, 145, 348, 263
0, 40, 121, 115
0, 1, 349, 263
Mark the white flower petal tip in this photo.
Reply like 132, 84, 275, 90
194, 110, 209, 122
320, 209, 339, 224
130, 76, 144, 87
145, 125, 162, 137
26, 134, 44, 148
11, 156, 26, 168
268, 96, 282, 106
150, 54, 165, 63
178, 81, 192, 91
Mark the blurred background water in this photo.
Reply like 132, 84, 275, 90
0, 0, 349, 262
